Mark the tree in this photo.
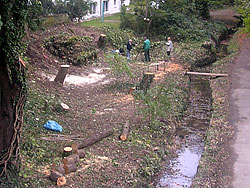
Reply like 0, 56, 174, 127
0, 0, 41, 176
236, 0, 250, 32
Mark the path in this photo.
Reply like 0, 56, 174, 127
229, 35, 250, 187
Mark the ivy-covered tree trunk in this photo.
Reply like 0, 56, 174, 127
0, 0, 41, 176
0, 58, 15, 153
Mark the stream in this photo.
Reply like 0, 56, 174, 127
156, 71, 212, 188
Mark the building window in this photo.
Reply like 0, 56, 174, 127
114, 0, 116, 5
90, 3, 97, 14
104, 1, 108, 12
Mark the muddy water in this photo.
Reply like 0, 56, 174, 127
157, 74, 212, 188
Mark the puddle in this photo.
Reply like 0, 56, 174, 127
157, 73, 212, 188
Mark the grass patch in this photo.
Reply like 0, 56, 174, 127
81, 13, 121, 29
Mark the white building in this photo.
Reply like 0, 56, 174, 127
84, 0, 130, 19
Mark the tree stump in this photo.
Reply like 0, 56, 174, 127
49, 171, 66, 186
120, 121, 130, 141
137, 72, 155, 92
97, 34, 106, 48
71, 129, 113, 150
54, 65, 70, 84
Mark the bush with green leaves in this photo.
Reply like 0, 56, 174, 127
134, 75, 188, 130
104, 52, 133, 78
45, 34, 98, 66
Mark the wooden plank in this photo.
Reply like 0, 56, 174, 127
186, 71, 228, 77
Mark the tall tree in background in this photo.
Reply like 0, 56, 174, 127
0, 0, 41, 176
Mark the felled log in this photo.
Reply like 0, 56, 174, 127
120, 121, 130, 141
73, 149, 86, 158
71, 129, 113, 150
54, 65, 70, 84
63, 154, 80, 166
52, 164, 65, 175
49, 171, 66, 186
64, 163, 77, 174
63, 147, 72, 158
186, 71, 228, 77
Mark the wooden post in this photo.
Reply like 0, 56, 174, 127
54, 65, 70, 84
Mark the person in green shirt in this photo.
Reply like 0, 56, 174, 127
143, 37, 151, 62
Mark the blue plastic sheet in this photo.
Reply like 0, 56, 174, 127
43, 120, 63, 132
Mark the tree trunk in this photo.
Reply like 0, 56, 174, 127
0, 61, 14, 154
71, 129, 113, 150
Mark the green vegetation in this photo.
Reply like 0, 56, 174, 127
45, 34, 98, 66
40, 0, 89, 20
81, 13, 121, 29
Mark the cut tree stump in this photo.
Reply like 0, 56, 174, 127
63, 154, 80, 166
71, 129, 113, 150
49, 171, 66, 186
120, 121, 130, 141
97, 34, 106, 48
64, 163, 77, 174
54, 65, 70, 84
137, 72, 155, 92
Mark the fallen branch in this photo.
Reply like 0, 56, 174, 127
71, 129, 113, 150
186, 71, 228, 77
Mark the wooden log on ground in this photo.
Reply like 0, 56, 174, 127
63, 154, 80, 166
63, 147, 72, 158
53, 164, 66, 175
49, 171, 66, 186
71, 129, 113, 150
64, 163, 77, 174
120, 121, 130, 141
73, 149, 86, 158
186, 71, 228, 77
54, 65, 70, 84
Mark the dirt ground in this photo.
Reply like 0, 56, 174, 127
25, 23, 185, 187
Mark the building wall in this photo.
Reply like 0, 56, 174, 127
84, 0, 130, 20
